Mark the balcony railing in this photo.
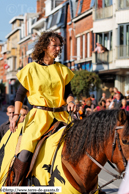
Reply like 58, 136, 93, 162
116, 45, 129, 59
92, 50, 113, 64
93, 5, 113, 20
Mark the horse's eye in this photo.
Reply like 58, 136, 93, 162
122, 140, 128, 145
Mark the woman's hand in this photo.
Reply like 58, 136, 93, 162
10, 115, 19, 132
67, 101, 76, 112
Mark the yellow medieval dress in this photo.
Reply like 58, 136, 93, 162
16, 62, 74, 153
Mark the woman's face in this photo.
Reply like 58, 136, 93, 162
102, 101, 105, 106
122, 99, 127, 106
45, 37, 61, 59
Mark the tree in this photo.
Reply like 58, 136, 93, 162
71, 70, 101, 99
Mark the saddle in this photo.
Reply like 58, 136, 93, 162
27, 121, 67, 178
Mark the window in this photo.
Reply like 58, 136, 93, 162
55, 0, 63, 7
78, 0, 83, 15
82, 35, 85, 59
32, 17, 37, 25
96, 31, 112, 50
51, 11, 59, 27
118, 24, 129, 58
104, 0, 111, 7
28, 18, 32, 34
87, 33, 90, 58
51, 0, 63, 9
95, 0, 112, 8
47, 15, 52, 29
14, 57, 17, 70
77, 37, 80, 60
21, 23, 25, 39
118, 0, 129, 9
90, 0, 95, 8
70, 38, 72, 60
127, 0, 129, 7
56, 8, 62, 24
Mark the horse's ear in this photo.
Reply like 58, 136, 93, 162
117, 109, 127, 124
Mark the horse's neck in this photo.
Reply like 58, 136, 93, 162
62, 147, 107, 192
76, 151, 107, 189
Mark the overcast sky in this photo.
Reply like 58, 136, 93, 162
0, 0, 36, 42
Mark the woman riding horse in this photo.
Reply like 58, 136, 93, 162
1, 109, 127, 193
9, 31, 76, 186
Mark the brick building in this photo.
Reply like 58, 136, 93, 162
18, 0, 46, 67
66, 0, 93, 72
5, 16, 24, 103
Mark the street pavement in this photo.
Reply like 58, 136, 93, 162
98, 162, 122, 194
0, 110, 123, 193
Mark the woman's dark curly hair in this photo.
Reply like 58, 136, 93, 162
32, 31, 65, 64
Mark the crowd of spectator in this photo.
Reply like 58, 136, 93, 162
74, 87, 129, 120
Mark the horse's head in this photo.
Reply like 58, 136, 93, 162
111, 109, 129, 173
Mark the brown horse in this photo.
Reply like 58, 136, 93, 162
27, 109, 129, 194
2, 109, 129, 194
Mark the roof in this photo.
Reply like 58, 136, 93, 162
98, 67, 129, 76
5, 27, 21, 39
9, 16, 24, 24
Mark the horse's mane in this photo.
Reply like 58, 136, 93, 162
63, 109, 129, 164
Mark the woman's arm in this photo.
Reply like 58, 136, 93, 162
10, 84, 27, 132
10, 101, 23, 132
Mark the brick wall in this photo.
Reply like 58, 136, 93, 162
81, 0, 91, 13
37, 0, 45, 18
19, 38, 32, 67
75, 15, 93, 35
66, 0, 93, 70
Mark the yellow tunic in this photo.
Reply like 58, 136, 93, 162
0, 123, 22, 191
16, 62, 74, 153
31, 127, 99, 194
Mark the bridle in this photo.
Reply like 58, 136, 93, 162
85, 124, 127, 194
62, 124, 127, 194
111, 125, 127, 168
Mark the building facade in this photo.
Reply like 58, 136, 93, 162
92, 0, 129, 96
5, 16, 24, 103
66, 0, 93, 72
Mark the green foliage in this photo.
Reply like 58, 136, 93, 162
71, 70, 101, 99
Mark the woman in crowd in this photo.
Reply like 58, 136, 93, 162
9, 31, 76, 186
121, 99, 129, 111
93, 99, 106, 112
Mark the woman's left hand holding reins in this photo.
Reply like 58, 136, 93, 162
67, 101, 76, 112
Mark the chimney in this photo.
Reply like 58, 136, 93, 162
37, 0, 40, 13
